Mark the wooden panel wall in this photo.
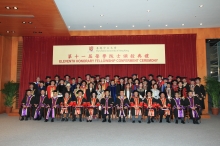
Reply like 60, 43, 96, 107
0, 36, 19, 113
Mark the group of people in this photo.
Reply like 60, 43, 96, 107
19, 74, 205, 124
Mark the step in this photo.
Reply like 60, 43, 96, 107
8, 112, 20, 116
12, 108, 19, 113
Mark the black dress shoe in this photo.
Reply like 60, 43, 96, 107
102, 119, 106, 122
20, 117, 24, 121
72, 118, 76, 122
175, 120, 178, 124
61, 118, 65, 121
132, 121, 135, 123
51, 118, 54, 122
123, 120, 126, 122
151, 118, 154, 123
79, 119, 82, 122
166, 120, 170, 123
147, 120, 151, 124
181, 120, 185, 124
159, 120, 162, 123
138, 121, 141, 123
45, 119, 48, 122
118, 119, 121, 122
90, 120, 92, 122
25, 117, 28, 121
108, 119, 111, 123
65, 118, 68, 122
38, 117, 42, 121
87, 120, 89, 122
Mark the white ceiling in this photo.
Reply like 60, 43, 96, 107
54, 0, 220, 30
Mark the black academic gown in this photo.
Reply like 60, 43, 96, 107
184, 97, 201, 118
194, 84, 206, 109
100, 96, 114, 118
57, 84, 66, 95
19, 95, 35, 117
171, 98, 185, 118
115, 96, 129, 117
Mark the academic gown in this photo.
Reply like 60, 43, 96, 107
86, 98, 99, 116
184, 97, 201, 119
194, 84, 206, 109
171, 98, 185, 118
57, 84, 66, 95
32, 95, 47, 119
157, 98, 171, 118
115, 96, 129, 117
100, 97, 114, 117
19, 95, 35, 117
143, 97, 157, 116
130, 97, 143, 116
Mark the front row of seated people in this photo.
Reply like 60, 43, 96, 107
19, 89, 201, 124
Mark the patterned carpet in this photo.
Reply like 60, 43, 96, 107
0, 113, 220, 146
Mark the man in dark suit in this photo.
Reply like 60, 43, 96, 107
116, 77, 125, 96
86, 83, 96, 102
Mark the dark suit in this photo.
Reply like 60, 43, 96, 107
116, 84, 125, 95
86, 88, 96, 102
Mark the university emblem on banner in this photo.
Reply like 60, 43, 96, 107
89, 46, 93, 51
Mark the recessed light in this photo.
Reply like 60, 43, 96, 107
83, 26, 86, 28
199, 5, 203, 8
22, 21, 26, 24
165, 24, 168, 26
147, 10, 150, 12
148, 25, 150, 27
13, 7, 18, 10
132, 25, 135, 27
200, 23, 203, 25
6, 31, 9, 33
100, 26, 102, 28
182, 24, 184, 26
67, 26, 70, 28
115, 26, 118, 27
29, 22, 32, 24
100, 14, 104, 17
5, 6, 10, 9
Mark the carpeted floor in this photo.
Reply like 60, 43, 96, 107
0, 114, 220, 146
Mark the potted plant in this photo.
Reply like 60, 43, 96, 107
204, 76, 220, 115
0, 81, 19, 114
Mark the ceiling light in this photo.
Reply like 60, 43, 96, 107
199, 5, 203, 8
182, 24, 184, 26
100, 26, 102, 28
13, 7, 18, 10
100, 14, 104, 17
165, 24, 168, 26
5, 6, 10, 9
22, 21, 26, 24
148, 25, 150, 27
12, 31, 15, 33
83, 26, 86, 28
132, 25, 135, 27
200, 23, 202, 25
6, 31, 9, 33
29, 22, 32, 24
147, 10, 150, 12
67, 26, 70, 28
115, 26, 118, 27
